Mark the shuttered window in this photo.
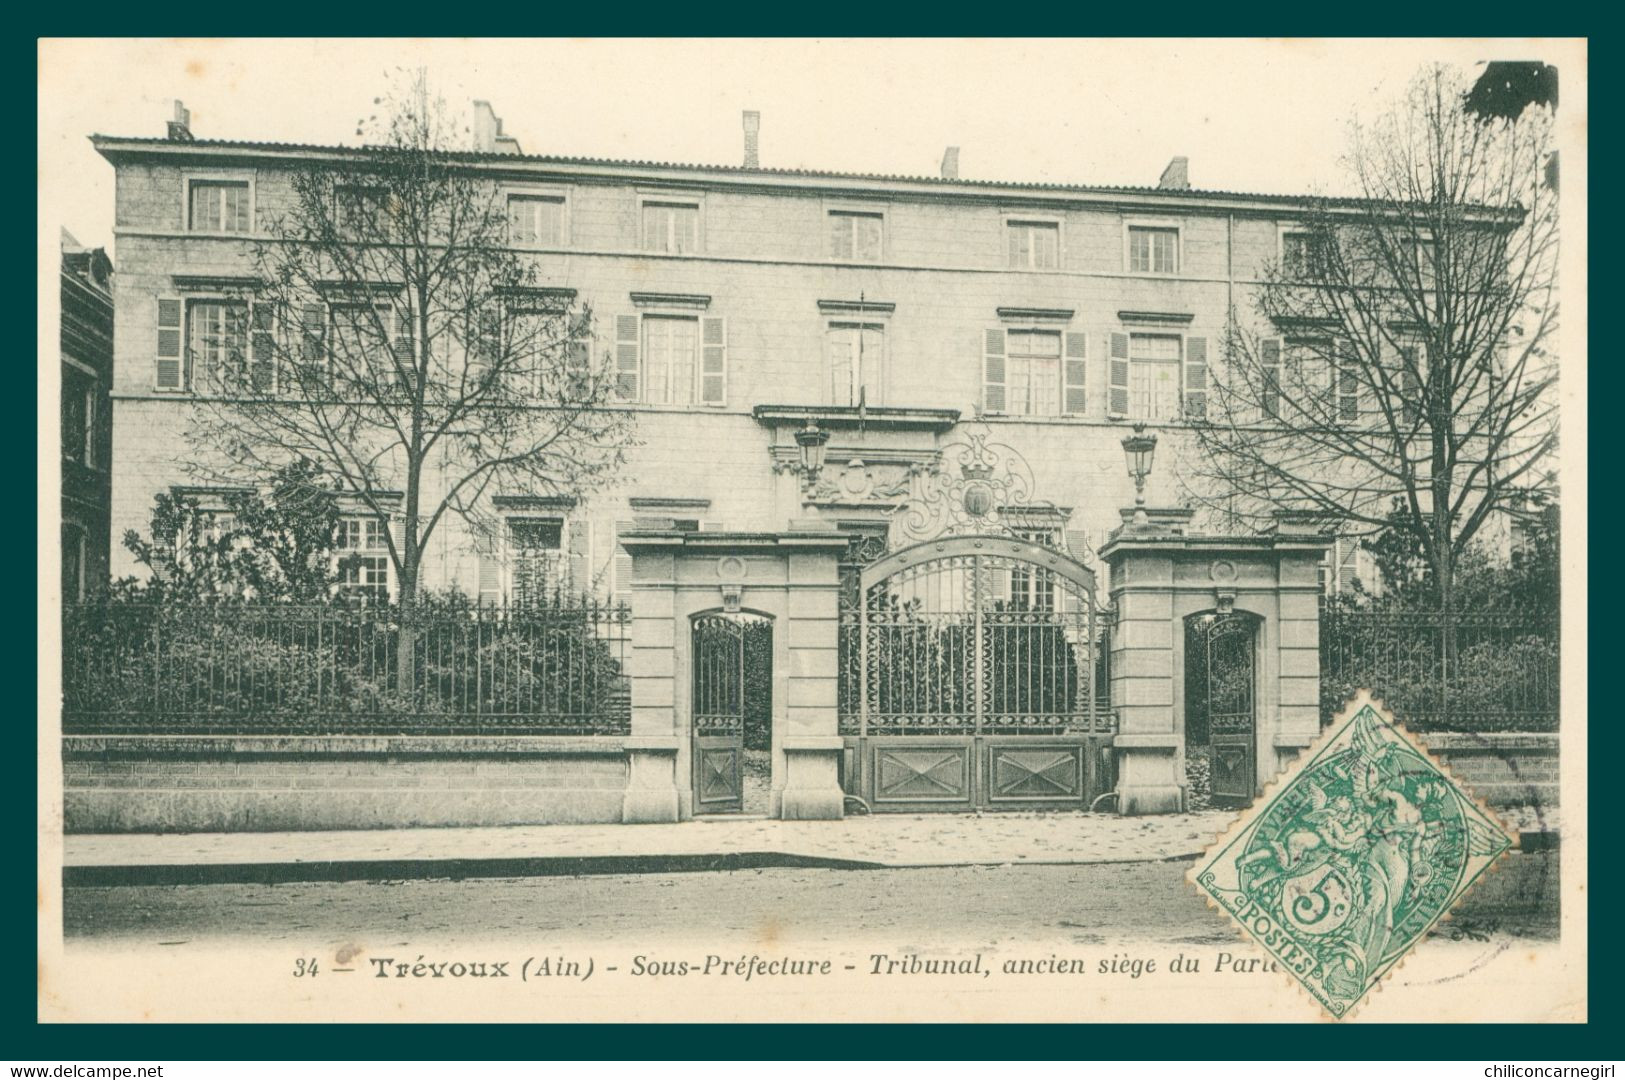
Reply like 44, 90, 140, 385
1128, 333, 1182, 420
1400, 344, 1423, 427
1334, 340, 1359, 423
189, 300, 250, 392
1005, 329, 1061, 417
830, 322, 884, 406
643, 315, 698, 405
155, 298, 184, 390
509, 516, 565, 606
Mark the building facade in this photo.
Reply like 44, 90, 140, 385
82, 103, 1441, 826
94, 105, 1373, 602
59, 229, 114, 602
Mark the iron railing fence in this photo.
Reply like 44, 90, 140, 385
62, 599, 632, 736
1319, 597, 1559, 732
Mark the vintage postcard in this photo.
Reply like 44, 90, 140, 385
37, 36, 1586, 1023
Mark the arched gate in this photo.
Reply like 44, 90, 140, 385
837, 535, 1115, 811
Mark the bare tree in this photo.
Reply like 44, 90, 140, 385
1187, 64, 1558, 625
186, 71, 634, 615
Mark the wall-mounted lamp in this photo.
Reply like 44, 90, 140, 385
794, 420, 831, 484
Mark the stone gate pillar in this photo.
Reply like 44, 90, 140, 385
618, 526, 850, 822
1099, 511, 1331, 815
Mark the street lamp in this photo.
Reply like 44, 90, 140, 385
794, 420, 831, 484
1120, 422, 1158, 527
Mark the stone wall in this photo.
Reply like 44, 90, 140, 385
63, 736, 629, 833
1419, 732, 1560, 810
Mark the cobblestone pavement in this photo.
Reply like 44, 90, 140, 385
67, 810, 1251, 872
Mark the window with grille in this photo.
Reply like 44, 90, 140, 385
1128, 333, 1183, 419
1004, 329, 1062, 416
828, 322, 884, 406
1128, 226, 1179, 274
335, 517, 390, 603
509, 194, 565, 246
641, 201, 699, 254
829, 211, 883, 262
1006, 221, 1060, 269
189, 179, 250, 233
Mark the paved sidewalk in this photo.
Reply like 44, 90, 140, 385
66, 810, 1243, 876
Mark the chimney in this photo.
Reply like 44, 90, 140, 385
167, 100, 193, 142
473, 100, 522, 155
940, 146, 960, 180
1158, 156, 1190, 191
742, 110, 760, 169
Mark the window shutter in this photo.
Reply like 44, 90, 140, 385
250, 304, 275, 393
1335, 339, 1359, 423
1108, 332, 1130, 418
1400, 344, 1421, 426
614, 315, 640, 402
1181, 336, 1208, 420
567, 519, 590, 594
567, 338, 591, 397
982, 328, 1006, 413
394, 306, 415, 383
156, 298, 184, 389
1336, 538, 1359, 593
300, 302, 325, 367
1261, 338, 1283, 420
477, 544, 502, 606
1062, 331, 1087, 415
700, 316, 727, 406
613, 519, 635, 604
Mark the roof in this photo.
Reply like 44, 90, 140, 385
92, 133, 1387, 212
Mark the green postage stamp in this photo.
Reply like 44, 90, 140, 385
1191, 691, 1515, 1019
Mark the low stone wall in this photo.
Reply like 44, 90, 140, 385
1418, 732, 1559, 811
63, 735, 631, 833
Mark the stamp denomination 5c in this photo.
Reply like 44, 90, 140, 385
1191, 691, 1515, 1019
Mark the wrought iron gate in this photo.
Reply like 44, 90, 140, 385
838, 535, 1114, 811
691, 612, 765, 814
1202, 613, 1258, 803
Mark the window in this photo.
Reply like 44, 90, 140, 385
1402, 235, 1438, 287
336, 516, 390, 603
1281, 231, 1325, 278
1128, 226, 1179, 274
828, 322, 884, 406
641, 201, 699, 254
1128, 333, 1183, 419
829, 211, 883, 262
509, 194, 565, 247
336, 186, 388, 238
189, 300, 250, 391
62, 523, 86, 603
1005, 527, 1060, 611
62, 370, 93, 465
329, 303, 408, 389
1007, 221, 1060, 269
642, 315, 699, 404
508, 517, 566, 605
1005, 329, 1061, 417
188, 179, 250, 233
